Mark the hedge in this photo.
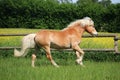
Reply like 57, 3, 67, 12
0, 0, 120, 32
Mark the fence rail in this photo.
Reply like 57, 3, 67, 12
0, 34, 117, 37
0, 47, 115, 52
0, 34, 120, 54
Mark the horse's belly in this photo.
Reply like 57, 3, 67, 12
50, 42, 71, 49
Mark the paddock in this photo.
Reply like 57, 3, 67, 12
0, 33, 120, 80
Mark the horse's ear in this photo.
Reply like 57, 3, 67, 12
89, 19, 94, 26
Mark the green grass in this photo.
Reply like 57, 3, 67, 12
0, 57, 120, 80
0, 28, 39, 34
0, 28, 39, 47
81, 37, 114, 49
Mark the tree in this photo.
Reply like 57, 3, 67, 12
103, 4, 120, 32
77, 0, 99, 5
58, 0, 73, 3
99, 0, 111, 7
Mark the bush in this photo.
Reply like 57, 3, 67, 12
1, 49, 120, 62
0, 0, 120, 32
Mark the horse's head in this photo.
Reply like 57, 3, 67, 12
81, 17, 98, 36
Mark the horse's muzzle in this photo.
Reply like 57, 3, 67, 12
92, 32, 98, 37
93, 34, 98, 37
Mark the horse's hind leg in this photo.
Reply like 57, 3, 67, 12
44, 46, 59, 67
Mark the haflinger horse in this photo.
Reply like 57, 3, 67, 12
35, 17, 98, 67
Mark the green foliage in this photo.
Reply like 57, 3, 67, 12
0, 0, 120, 32
103, 4, 120, 32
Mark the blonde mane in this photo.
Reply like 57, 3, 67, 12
63, 17, 94, 30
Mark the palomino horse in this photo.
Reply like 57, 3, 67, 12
14, 34, 36, 57
35, 17, 98, 67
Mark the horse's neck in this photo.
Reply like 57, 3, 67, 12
77, 27, 85, 35
63, 26, 85, 36
71, 26, 85, 35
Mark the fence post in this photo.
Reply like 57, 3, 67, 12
114, 35, 119, 54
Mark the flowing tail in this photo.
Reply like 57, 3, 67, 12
14, 48, 29, 57
14, 48, 22, 57
14, 34, 36, 57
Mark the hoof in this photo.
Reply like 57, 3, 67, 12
54, 65, 59, 68
76, 60, 85, 67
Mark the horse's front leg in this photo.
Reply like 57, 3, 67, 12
75, 51, 84, 66
73, 45, 85, 66
44, 46, 59, 67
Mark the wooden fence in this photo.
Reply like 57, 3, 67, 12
0, 34, 120, 54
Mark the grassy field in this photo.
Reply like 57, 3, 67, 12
0, 28, 39, 47
0, 28, 39, 34
0, 28, 120, 80
0, 57, 120, 80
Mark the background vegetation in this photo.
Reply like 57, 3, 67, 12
0, 0, 120, 32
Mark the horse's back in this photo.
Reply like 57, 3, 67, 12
35, 30, 71, 48
35, 30, 52, 46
